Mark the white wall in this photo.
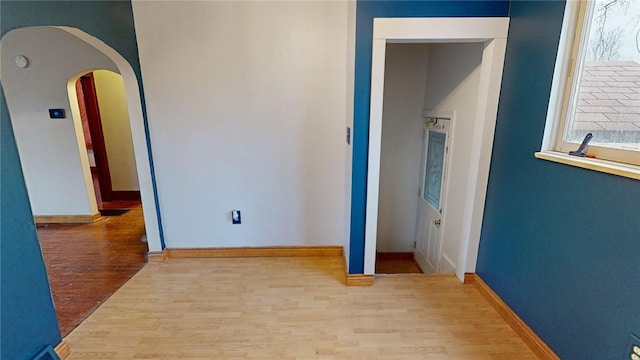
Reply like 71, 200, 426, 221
93, 70, 139, 191
132, 1, 353, 248
376, 43, 430, 252
1, 27, 119, 216
423, 43, 483, 272
343, 0, 357, 269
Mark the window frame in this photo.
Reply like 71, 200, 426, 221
544, 0, 640, 167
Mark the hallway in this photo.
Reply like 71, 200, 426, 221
37, 206, 147, 336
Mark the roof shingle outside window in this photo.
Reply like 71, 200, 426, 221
574, 61, 640, 144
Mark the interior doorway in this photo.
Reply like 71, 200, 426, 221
375, 40, 486, 276
77, 73, 115, 204
365, 18, 509, 280
1, 26, 162, 252
76, 70, 142, 212
374, 43, 430, 275
35, 68, 147, 335
1, 26, 163, 335
37, 206, 147, 336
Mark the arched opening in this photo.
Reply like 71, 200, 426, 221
69, 69, 142, 210
1, 26, 162, 334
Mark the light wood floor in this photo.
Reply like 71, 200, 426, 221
64, 257, 537, 359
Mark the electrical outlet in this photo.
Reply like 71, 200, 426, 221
626, 333, 640, 360
231, 210, 241, 224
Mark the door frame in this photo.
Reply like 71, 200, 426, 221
364, 17, 509, 281
79, 73, 114, 202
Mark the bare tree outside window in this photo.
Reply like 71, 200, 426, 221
589, 0, 624, 61
590, 27, 623, 61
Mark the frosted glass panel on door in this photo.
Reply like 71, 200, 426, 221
423, 131, 445, 210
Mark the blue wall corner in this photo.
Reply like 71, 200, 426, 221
348, 0, 510, 274
476, 1, 640, 359
1, 88, 61, 360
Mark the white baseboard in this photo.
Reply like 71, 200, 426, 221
439, 253, 456, 273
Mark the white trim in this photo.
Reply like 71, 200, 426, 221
364, 17, 509, 282
363, 38, 387, 274
57, 27, 162, 252
373, 17, 509, 41
440, 253, 456, 273
457, 38, 508, 278
543, 0, 581, 150
535, 151, 640, 180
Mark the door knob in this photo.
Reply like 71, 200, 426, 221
434, 219, 441, 225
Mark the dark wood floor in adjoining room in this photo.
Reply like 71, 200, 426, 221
37, 205, 147, 336
92, 169, 141, 211
375, 252, 423, 274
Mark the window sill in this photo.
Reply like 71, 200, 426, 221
534, 151, 640, 181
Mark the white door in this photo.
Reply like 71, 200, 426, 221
414, 116, 451, 274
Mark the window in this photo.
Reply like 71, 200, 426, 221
545, 0, 640, 167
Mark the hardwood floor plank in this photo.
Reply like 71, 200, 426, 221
346, 274, 375, 286
64, 257, 539, 359
375, 252, 423, 274
376, 252, 415, 260
37, 205, 147, 336
375, 258, 423, 274
34, 214, 100, 224
54, 341, 71, 359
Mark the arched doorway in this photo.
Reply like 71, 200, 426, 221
1, 26, 163, 335
1, 26, 162, 251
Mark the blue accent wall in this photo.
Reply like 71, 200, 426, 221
349, 0, 510, 273
476, 1, 640, 359
0, 2, 161, 358
1, 89, 62, 360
